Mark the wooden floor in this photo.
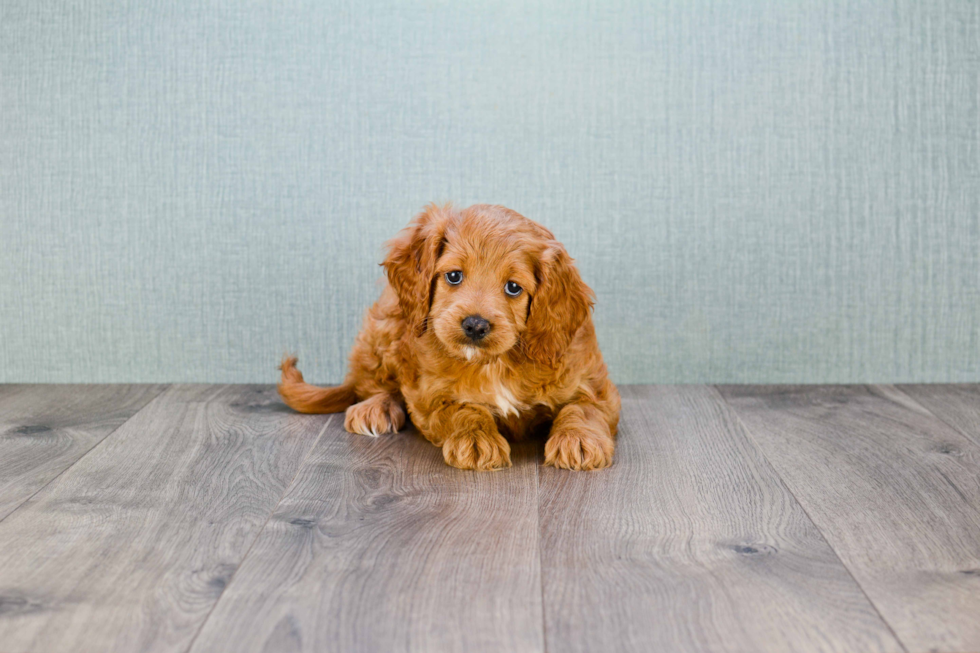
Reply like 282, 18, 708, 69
0, 385, 978, 653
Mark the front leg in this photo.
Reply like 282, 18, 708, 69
545, 397, 618, 471
416, 400, 512, 471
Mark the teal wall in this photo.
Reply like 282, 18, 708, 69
1, 0, 978, 384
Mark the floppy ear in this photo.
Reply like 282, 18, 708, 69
524, 241, 595, 365
383, 204, 451, 337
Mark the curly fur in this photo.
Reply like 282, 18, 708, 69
278, 203, 620, 471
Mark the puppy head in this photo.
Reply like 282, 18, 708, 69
384, 203, 593, 365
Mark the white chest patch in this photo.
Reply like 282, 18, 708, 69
456, 360, 528, 418
491, 381, 523, 418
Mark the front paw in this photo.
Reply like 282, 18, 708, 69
442, 428, 512, 471
344, 395, 406, 437
544, 426, 614, 471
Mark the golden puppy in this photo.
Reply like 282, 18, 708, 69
278, 203, 620, 471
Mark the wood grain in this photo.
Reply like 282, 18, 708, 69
0, 384, 166, 520
0, 384, 330, 653
189, 420, 544, 653
898, 384, 980, 447
719, 384, 980, 653
538, 385, 901, 653
4, 383, 980, 652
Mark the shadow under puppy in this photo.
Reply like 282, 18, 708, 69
278, 203, 620, 471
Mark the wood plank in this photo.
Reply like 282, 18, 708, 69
0, 384, 166, 520
898, 384, 980, 447
538, 385, 900, 653
0, 384, 330, 653
189, 421, 544, 653
719, 384, 980, 653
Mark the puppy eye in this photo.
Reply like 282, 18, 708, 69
445, 270, 463, 285
504, 281, 523, 297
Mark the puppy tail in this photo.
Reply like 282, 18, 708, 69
277, 356, 358, 414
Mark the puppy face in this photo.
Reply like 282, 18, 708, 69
429, 228, 536, 362
384, 203, 594, 365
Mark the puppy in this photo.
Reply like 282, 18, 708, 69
278, 203, 620, 471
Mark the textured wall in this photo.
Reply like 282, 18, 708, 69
1, 0, 978, 384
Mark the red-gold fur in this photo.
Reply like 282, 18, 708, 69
278, 203, 621, 471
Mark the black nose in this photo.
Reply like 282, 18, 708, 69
461, 315, 491, 341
